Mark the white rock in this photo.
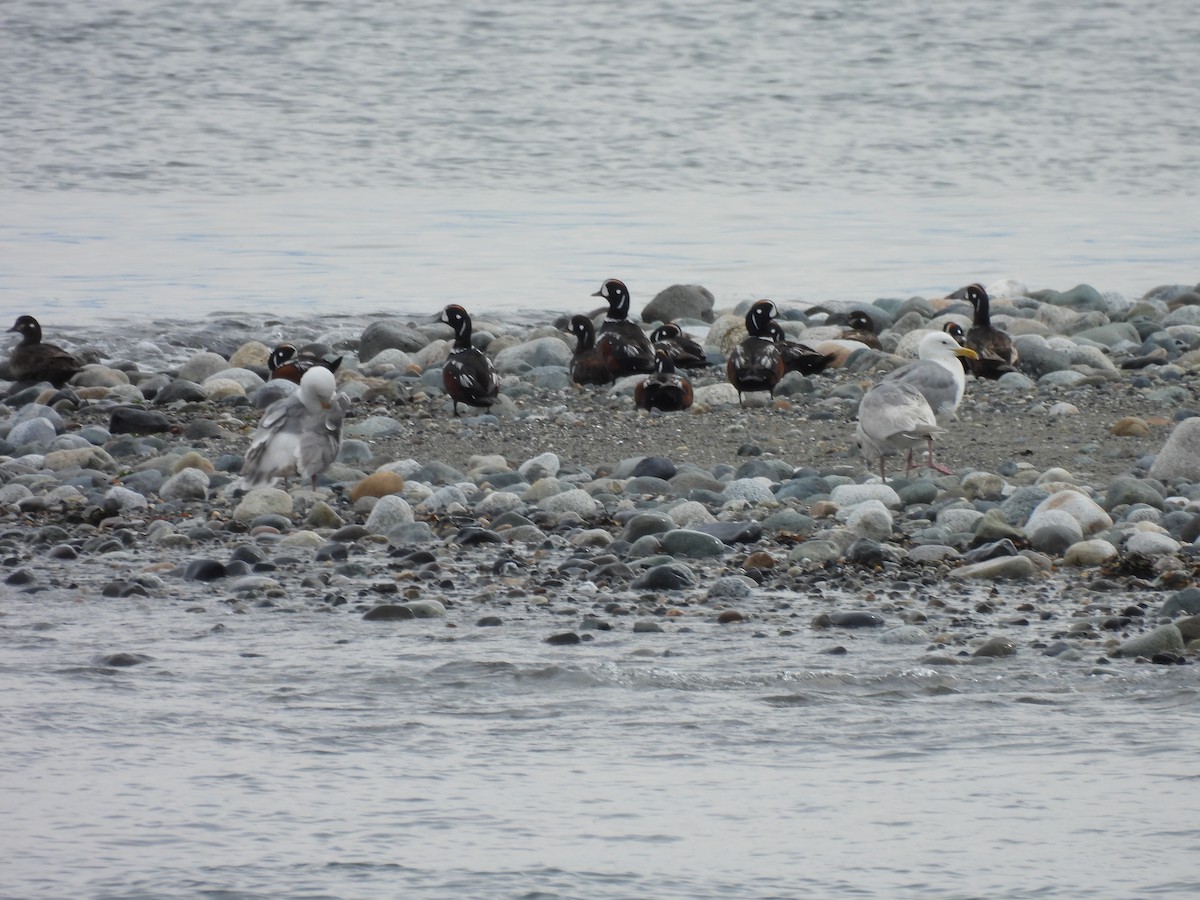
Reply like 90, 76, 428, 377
233, 487, 292, 521
365, 495, 415, 533
843, 499, 894, 540
1026, 489, 1112, 536
667, 500, 717, 527
538, 488, 601, 516
1061, 539, 1119, 567
722, 477, 776, 504
519, 452, 560, 481
830, 483, 902, 509
1125, 531, 1181, 556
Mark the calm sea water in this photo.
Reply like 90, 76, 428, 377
3, 1, 1200, 897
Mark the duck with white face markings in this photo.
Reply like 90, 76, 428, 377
438, 304, 501, 416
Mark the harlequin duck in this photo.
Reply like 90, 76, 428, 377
942, 322, 972, 373
768, 322, 837, 375
6, 315, 82, 387
592, 278, 655, 377
567, 314, 612, 386
635, 349, 694, 412
438, 304, 500, 416
726, 300, 787, 406
649, 322, 708, 369
836, 310, 883, 350
268, 342, 344, 384
959, 283, 1019, 379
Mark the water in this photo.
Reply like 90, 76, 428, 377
2, 0, 1200, 896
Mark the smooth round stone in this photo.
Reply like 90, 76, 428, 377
234, 488, 293, 522
204, 367, 265, 392
735, 458, 793, 482
1030, 523, 1078, 556
707, 576, 755, 599
228, 575, 281, 594
950, 555, 1039, 580
538, 488, 601, 516
643, 283, 715, 323
416, 485, 471, 514
998, 485, 1052, 526
632, 456, 677, 480
973, 636, 1017, 658
104, 485, 149, 511
1115, 623, 1184, 658
843, 500, 893, 541
896, 480, 939, 505
475, 491, 523, 516
669, 470, 727, 494
177, 351, 229, 383
1027, 490, 1112, 536
761, 509, 815, 536
660, 529, 726, 558
8, 417, 57, 447
109, 407, 172, 435
619, 511, 676, 542
1062, 539, 1119, 567
937, 507, 984, 534
908, 544, 961, 563
359, 321, 429, 360
788, 540, 841, 563
692, 521, 762, 544
337, 440, 374, 464
184, 559, 227, 581
624, 535, 663, 558
1160, 587, 1200, 617
386, 522, 436, 544
1104, 476, 1165, 511
722, 477, 776, 504
518, 451, 561, 482
154, 379, 207, 405
666, 501, 716, 528
879, 625, 930, 645
365, 495, 415, 534
831, 483, 902, 509
350, 471, 406, 502
829, 611, 886, 628
630, 564, 697, 590
632, 619, 665, 634
626, 475, 673, 495
43, 446, 117, 473
159, 468, 210, 501
345, 415, 404, 439
362, 604, 416, 621
776, 476, 831, 502
1125, 531, 1180, 556
959, 472, 1005, 501
1149, 417, 1200, 481
13, 403, 66, 430
279, 530, 325, 549
403, 599, 447, 618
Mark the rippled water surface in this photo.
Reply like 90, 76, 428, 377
3, 0, 1200, 896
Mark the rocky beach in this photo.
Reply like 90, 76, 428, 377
4, 277, 1200, 669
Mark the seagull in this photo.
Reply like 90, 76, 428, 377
855, 381, 945, 483
880, 331, 979, 473
240, 366, 344, 490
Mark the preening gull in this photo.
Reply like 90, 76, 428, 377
240, 366, 344, 490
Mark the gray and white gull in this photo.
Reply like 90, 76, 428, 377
857, 330, 978, 479
240, 366, 345, 490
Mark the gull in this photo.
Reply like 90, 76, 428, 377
240, 366, 344, 490
855, 381, 945, 482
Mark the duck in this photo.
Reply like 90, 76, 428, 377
855, 381, 944, 483
635, 349, 694, 412
567, 314, 612, 386
268, 342, 344, 384
836, 310, 883, 350
6, 315, 82, 387
649, 322, 708, 369
439, 304, 500, 416
726, 300, 787, 406
592, 279, 655, 377
962, 283, 1019, 378
881, 331, 979, 473
768, 322, 837, 375
942, 322, 972, 373
240, 366, 344, 490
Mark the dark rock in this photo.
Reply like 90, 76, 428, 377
314, 543, 349, 562
362, 604, 417, 621
99, 652, 152, 667
631, 456, 677, 480
184, 559, 227, 581
692, 521, 763, 545
829, 611, 886, 628
545, 631, 581, 645
630, 564, 696, 590
476, 616, 503, 627
963, 538, 1019, 563
109, 407, 173, 435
